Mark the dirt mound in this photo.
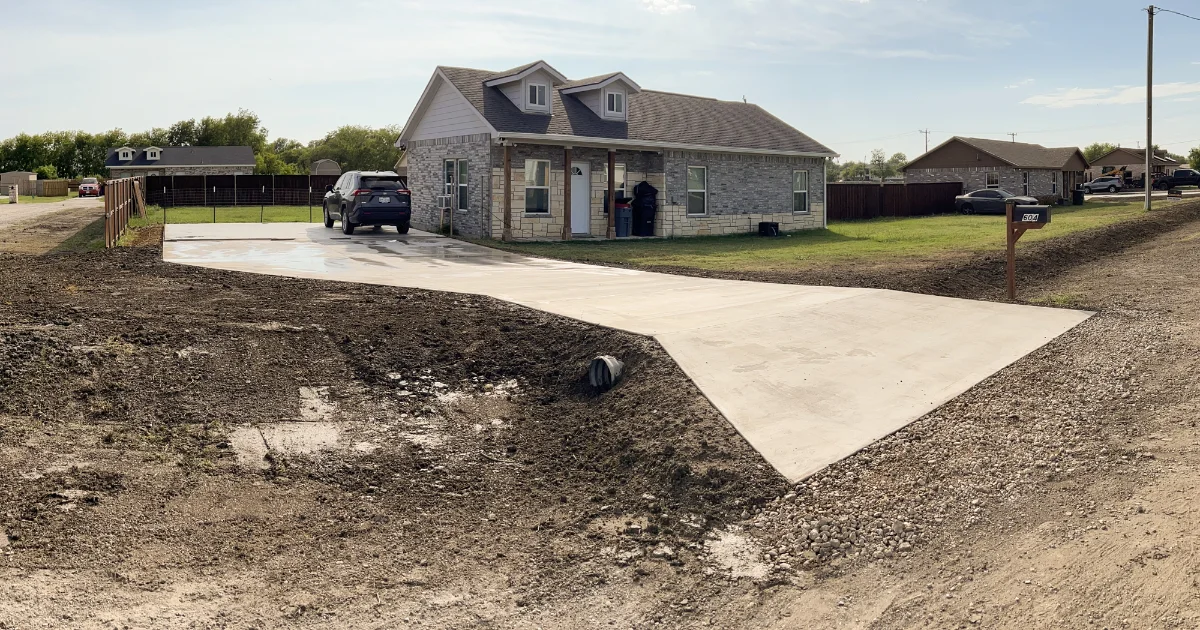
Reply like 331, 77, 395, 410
0, 247, 783, 627
646, 199, 1200, 301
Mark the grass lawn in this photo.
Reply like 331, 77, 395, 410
132, 205, 322, 227
481, 200, 1155, 272
5, 192, 80, 204
52, 217, 108, 253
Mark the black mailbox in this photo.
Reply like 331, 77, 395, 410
1013, 205, 1050, 224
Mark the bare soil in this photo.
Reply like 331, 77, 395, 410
4, 208, 1200, 628
0, 205, 106, 255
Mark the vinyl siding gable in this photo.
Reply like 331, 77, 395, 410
409, 79, 493, 142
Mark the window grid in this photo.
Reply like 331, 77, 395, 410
686, 166, 707, 216
793, 170, 809, 214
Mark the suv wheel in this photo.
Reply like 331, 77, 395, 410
397, 223, 410, 235
960, 204, 974, 215
1107, 185, 1117, 193
340, 207, 355, 235
323, 205, 334, 228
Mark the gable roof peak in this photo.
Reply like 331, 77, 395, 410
483, 60, 568, 87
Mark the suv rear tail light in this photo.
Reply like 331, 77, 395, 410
351, 189, 372, 197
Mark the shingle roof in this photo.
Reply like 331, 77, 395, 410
438, 65, 834, 155
1092, 147, 1180, 165
486, 60, 556, 83
559, 72, 623, 90
105, 146, 255, 168
951, 137, 1083, 169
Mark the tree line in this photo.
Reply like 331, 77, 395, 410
828, 150, 908, 182
0, 110, 402, 179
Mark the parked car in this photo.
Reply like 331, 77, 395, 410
954, 189, 1038, 215
78, 177, 101, 197
1153, 168, 1200, 190
322, 171, 411, 235
1082, 176, 1124, 194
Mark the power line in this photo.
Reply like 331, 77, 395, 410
1154, 6, 1200, 21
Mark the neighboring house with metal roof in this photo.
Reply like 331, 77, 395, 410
903, 137, 1089, 202
396, 60, 836, 240
1085, 147, 1180, 181
105, 146, 256, 178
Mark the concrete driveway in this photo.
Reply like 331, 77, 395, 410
164, 224, 1091, 482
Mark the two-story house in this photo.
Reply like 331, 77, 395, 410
396, 61, 836, 240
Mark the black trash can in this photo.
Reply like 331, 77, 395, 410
615, 203, 633, 237
1072, 187, 1085, 206
631, 181, 658, 236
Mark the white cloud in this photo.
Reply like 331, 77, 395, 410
1022, 82, 1200, 108
641, 0, 695, 14
1005, 78, 1035, 89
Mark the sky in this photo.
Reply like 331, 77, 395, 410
2, 0, 1199, 161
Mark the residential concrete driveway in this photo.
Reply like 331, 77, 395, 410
0, 196, 104, 230
163, 224, 1091, 482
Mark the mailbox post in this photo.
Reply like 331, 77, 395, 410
1005, 200, 1051, 301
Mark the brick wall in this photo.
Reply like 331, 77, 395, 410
906, 167, 1069, 201
108, 166, 253, 178
660, 151, 825, 236
407, 133, 493, 237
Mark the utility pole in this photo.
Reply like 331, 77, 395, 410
1008, 132, 1018, 143
1146, 5, 1155, 211
919, 129, 930, 153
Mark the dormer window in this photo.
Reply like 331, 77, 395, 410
118, 147, 133, 161
527, 83, 548, 109
606, 91, 625, 116
146, 147, 161, 161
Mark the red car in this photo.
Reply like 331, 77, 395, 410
78, 177, 101, 197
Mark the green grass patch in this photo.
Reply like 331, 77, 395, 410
132, 205, 322, 227
481, 200, 1151, 272
51, 216, 108, 253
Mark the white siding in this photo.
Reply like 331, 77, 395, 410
499, 82, 524, 110
409, 79, 492, 142
576, 90, 602, 117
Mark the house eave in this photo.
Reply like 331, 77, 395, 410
494, 132, 836, 158
560, 74, 643, 95
107, 163, 255, 168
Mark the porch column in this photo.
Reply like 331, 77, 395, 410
562, 146, 572, 240
503, 142, 512, 242
607, 149, 616, 239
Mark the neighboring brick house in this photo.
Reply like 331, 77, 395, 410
903, 137, 1089, 203
1085, 147, 1181, 181
105, 146, 255, 178
396, 60, 836, 240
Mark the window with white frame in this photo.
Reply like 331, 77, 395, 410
985, 172, 1000, 188
604, 163, 627, 199
686, 166, 707, 215
119, 149, 132, 160
524, 159, 550, 213
457, 160, 468, 210
606, 90, 625, 116
793, 170, 809, 213
527, 83, 548, 109
147, 149, 160, 160
1052, 171, 1058, 194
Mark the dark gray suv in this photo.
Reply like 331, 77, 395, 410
323, 171, 411, 235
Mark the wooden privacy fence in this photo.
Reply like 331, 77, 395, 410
37, 179, 69, 197
143, 174, 342, 207
104, 177, 145, 248
826, 182, 963, 221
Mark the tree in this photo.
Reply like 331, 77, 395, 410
308, 125, 402, 172
840, 161, 870, 181
1083, 142, 1117, 163
886, 152, 908, 178
34, 165, 58, 179
1188, 146, 1200, 169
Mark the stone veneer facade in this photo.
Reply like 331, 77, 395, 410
107, 165, 254, 179
408, 136, 830, 240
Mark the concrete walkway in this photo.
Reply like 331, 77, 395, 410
163, 224, 1091, 482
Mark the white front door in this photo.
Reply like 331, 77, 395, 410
571, 162, 590, 234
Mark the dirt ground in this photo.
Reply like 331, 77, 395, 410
3, 205, 1200, 628
0, 204, 105, 255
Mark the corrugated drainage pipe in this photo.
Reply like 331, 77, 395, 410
588, 356, 624, 389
